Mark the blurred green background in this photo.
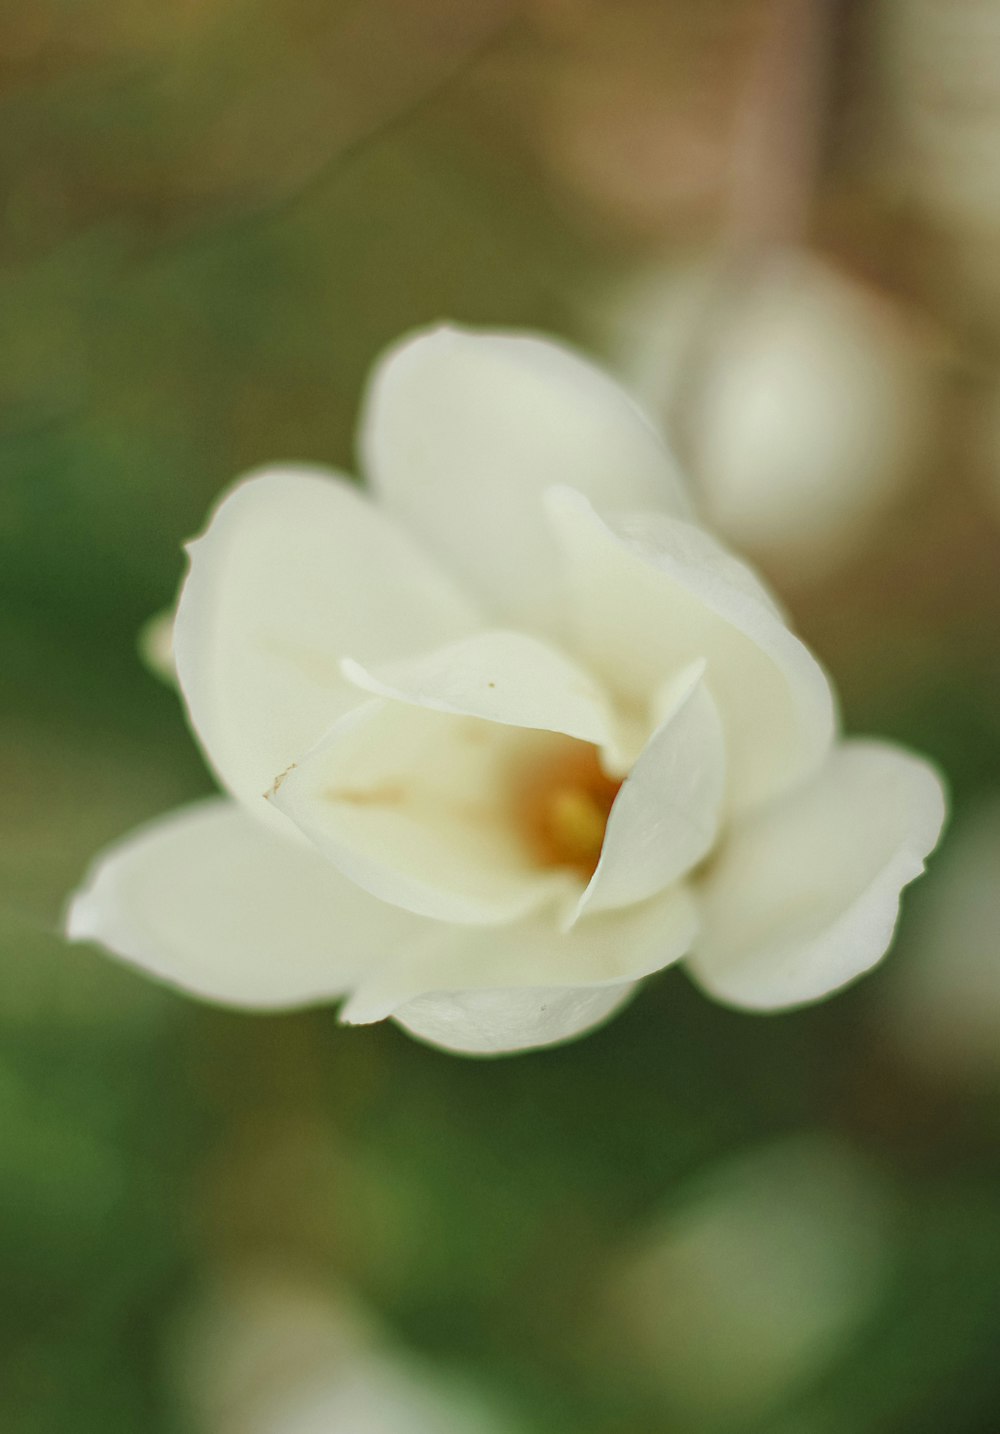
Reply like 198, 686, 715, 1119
2, 2, 1000, 1431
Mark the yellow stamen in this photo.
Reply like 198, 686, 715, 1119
512, 741, 621, 879
547, 787, 610, 866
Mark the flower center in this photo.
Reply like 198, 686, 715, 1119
512, 742, 622, 880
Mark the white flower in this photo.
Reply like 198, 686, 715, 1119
598, 1135, 891, 1420
66, 327, 946, 1056
177, 1267, 517, 1434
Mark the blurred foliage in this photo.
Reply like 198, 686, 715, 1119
2, 2, 1000, 1431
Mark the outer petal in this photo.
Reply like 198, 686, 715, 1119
686, 741, 947, 1010
173, 466, 480, 824
360, 326, 691, 632
342, 883, 699, 1055
572, 663, 726, 923
395, 986, 636, 1058
547, 487, 836, 814
65, 798, 425, 1008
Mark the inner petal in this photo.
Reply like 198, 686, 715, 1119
570, 660, 727, 925
271, 700, 596, 926
270, 629, 710, 928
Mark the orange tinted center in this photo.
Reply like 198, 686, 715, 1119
512, 743, 622, 880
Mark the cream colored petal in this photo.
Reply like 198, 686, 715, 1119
341, 882, 699, 1054
65, 799, 424, 1008
394, 984, 637, 1057
686, 741, 947, 1010
271, 698, 579, 926
360, 325, 691, 633
173, 465, 480, 825
573, 663, 726, 923
275, 629, 635, 926
547, 487, 836, 814
341, 629, 614, 747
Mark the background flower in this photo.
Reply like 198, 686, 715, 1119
595, 1135, 892, 1423
173, 1267, 520, 1434
595, 250, 943, 580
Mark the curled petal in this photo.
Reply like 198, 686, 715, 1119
572, 662, 726, 923
547, 487, 836, 814
341, 629, 615, 746
686, 741, 947, 1010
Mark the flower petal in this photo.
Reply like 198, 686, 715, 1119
360, 326, 691, 632
271, 698, 579, 925
547, 487, 836, 814
173, 466, 480, 824
341, 629, 615, 747
65, 798, 425, 1008
273, 629, 635, 926
342, 882, 699, 1054
572, 662, 726, 923
395, 985, 636, 1057
686, 741, 947, 1010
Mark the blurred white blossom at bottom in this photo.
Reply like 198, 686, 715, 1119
173, 1267, 520, 1434
597, 1135, 892, 1423
600, 251, 939, 577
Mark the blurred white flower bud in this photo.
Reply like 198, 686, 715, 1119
598, 1135, 892, 1421
601, 251, 939, 577
888, 802, 1000, 1083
